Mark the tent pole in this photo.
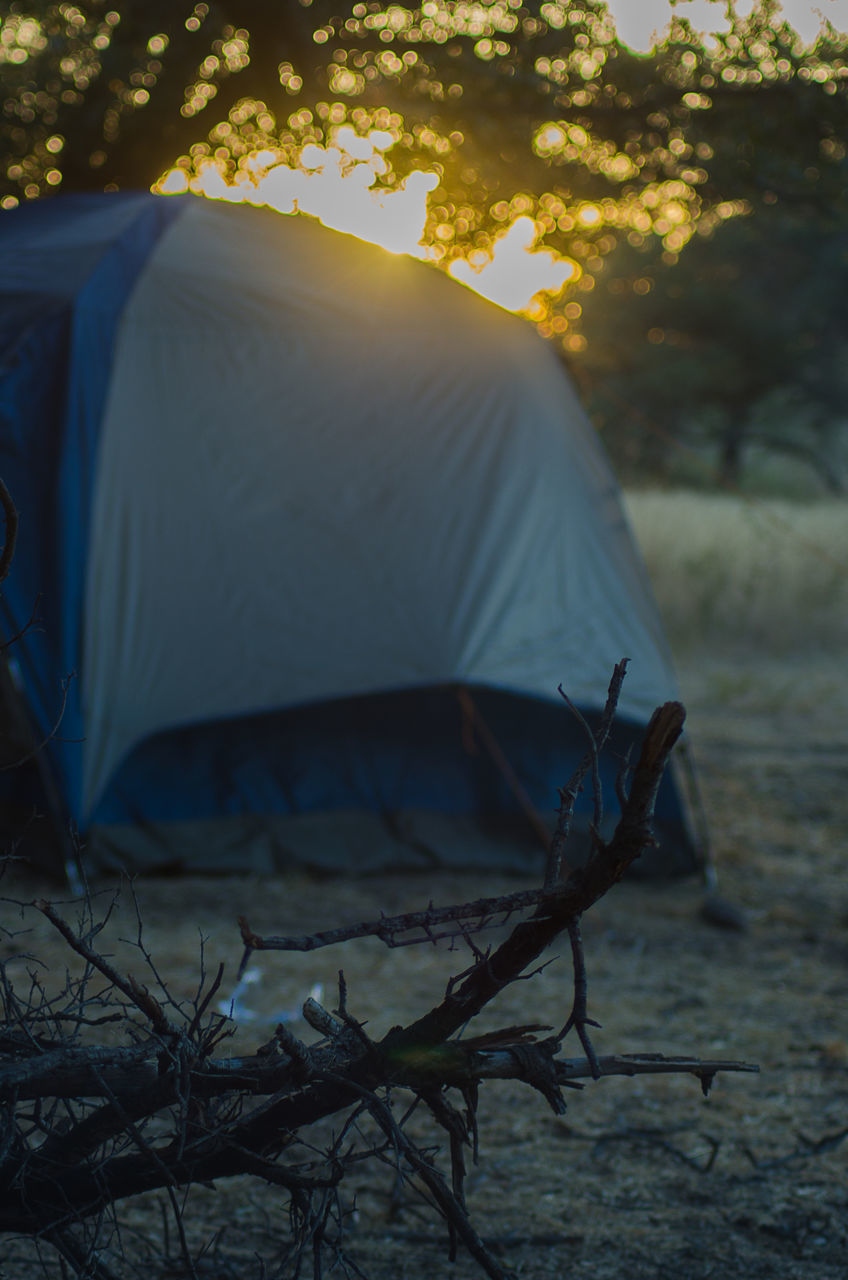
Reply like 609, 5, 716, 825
0, 654, 82, 887
674, 738, 718, 892
455, 687, 552, 854
675, 739, 752, 929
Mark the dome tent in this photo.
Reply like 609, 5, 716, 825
0, 192, 695, 877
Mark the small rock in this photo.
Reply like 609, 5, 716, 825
699, 893, 749, 931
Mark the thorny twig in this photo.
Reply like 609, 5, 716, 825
237, 887, 548, 967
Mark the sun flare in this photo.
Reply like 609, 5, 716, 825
155, 131, 578, 316
447, 217, 578, 312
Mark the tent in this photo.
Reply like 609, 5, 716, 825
0, 191, 697, 878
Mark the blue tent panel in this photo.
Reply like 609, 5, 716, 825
0, 193, 183, 814
88, 687, 693, 877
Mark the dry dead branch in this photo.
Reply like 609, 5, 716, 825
0, 667, 758, 1280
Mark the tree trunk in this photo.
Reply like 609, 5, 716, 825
717, 421, 746, 488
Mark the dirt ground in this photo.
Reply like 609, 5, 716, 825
2, 652, 847, 1279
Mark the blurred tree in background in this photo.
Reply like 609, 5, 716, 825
578, 193, 848, 492
2, 0, 846, 488
574, 5, 848, 489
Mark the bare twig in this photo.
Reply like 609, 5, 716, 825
0, 672, 74, 771
545, 659, 629, 888
558, 917, 602, 1078
33, 899, 181, 1040
0, 476, 18, 586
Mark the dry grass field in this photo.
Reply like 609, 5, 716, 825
2, 491, 847, 1279
625, 489, 848, 656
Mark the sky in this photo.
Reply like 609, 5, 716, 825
606, 0, 848, 49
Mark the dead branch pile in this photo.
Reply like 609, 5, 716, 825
0, 663, 757, 1280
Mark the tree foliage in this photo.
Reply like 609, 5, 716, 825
2, 0, 847, 482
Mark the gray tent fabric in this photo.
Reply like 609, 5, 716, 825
82, 197, 676, 818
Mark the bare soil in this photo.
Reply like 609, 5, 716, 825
2, 654, 847, 1279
